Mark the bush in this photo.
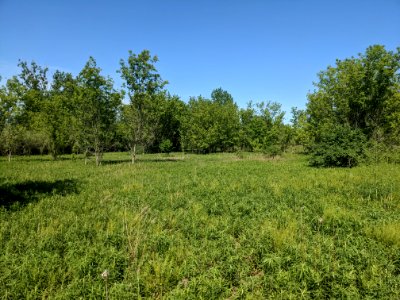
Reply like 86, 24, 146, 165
263, 144, 282, 159
159, 139, 173, 154
309, 125, 366, 167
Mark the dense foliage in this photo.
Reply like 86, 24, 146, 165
0, 53, 292, 162
1, 45, 399, 166
306, 45, 400, 166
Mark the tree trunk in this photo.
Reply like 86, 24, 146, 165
131, 143, 136, 164
85, 149, 88, 165
51, 151, 57, 160
181, 141, 185, 159
95, 151, 101, 166
8, 150, 11, 162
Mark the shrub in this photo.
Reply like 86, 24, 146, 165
159, 139, 173, 154
309, 125, 366, 167
263, 144, 282, 159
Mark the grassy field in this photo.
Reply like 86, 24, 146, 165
1, 152, 400, 299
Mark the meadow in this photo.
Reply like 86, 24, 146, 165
1, 152, 399, 299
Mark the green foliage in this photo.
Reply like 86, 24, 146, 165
76, 57, 121, 166
290, 107, 309, 148
182, 88, 240, 153
45, 71, 78, 158
309, 124, 366, 167
119, 50, 168, 163
1, 123, 24, 160
239, 101, 288, 155
210, 88, 240, 151
1, 153, 399, 298
262, 144, 282, 158
17, 61, 49, 131
119, 50, 167, 96
149, 94, 186, 153
306, 45, 400, 167
159, 138, 173, 154
2, 45, 399, 168
0, 77, 25, 160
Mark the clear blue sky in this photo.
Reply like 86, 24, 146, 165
0, 0, 399, 116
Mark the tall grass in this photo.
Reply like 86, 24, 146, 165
1, 152, 399, 298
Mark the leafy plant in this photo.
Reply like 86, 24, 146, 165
159, 138, 173, 154
309, 124, 367, 167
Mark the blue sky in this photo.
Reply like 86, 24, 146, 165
0, 0, 399, 116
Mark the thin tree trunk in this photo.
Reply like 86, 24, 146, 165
131, 143, 136, 164
95, 151, 101, 166
51, 151, 57, 160
8, 150, 11, 162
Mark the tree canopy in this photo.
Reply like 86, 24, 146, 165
307, 45, 400, 166
1, 45, 399, 167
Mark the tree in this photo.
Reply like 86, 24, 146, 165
210, 88, 240, 151
182, 96, 216, 153
17, 60, 48, 119
0, 77, 25, 161
159, 138, 173, 154
50, 71, 79, 155
239, 101, 286, 155
182, 89, 240, 153
290, 107, 309, 149
76, 57, 121, 166
309, 124, 366, 167
306, 45, 400, 167
17, 61, 50, 155
150, 93, 186, 153
119, 50, 168, 163
32, 70, 77, 159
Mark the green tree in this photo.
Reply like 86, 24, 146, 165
307, 45, 400, 166
182, 89, 240, 153
119, 50, 168, 163
159, 138, 173, 154
76, 57, 121, 166
17, 61, 50, 154
239, 101, 286, 155
151, 93, 186, 153
290, 107, 309, 149
50, 71, 79, 155
181, 96, 214, 153
211, 88, 240, 151
33, 70, 77, 159
0, 77, 25, 161
309, 124, 366, 167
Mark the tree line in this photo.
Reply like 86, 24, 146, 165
1, 45, 399, 166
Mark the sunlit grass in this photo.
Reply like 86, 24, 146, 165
1, 152, 399, 298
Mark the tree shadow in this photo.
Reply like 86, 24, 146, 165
143, 157, 185, 163
101, 157, 185, 165
101, 159, 132, 165
0, 179, 80, 211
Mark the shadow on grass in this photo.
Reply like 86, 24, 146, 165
11, 156, 76, 162
0, 179, 79, 211
101, 159, 132, 165
101, 157, 185, 165
144, 158, 185, 163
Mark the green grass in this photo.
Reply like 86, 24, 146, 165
1, 152, 400, 299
